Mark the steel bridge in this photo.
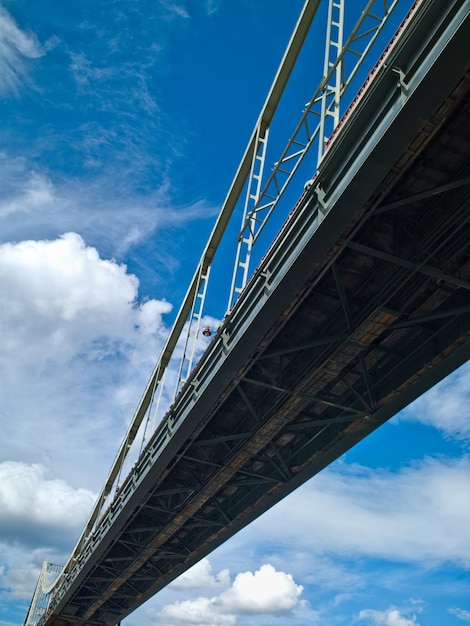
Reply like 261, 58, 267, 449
25, 0, 470, 624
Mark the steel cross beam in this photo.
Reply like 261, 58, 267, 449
340, 239, 470, 291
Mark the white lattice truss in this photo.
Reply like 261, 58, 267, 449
24, 562, 62, 626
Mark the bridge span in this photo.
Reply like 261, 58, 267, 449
28, 0, 469, 624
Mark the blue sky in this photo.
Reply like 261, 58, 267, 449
0, 1, 469, 626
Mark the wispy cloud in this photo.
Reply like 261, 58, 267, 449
359, 607, 419, 625
0, 5, 43, 94
0, 165, 56, 219
236, 457, 470, 569
400, 362, 470, 441
203, 0, 223, 16
159, 1, 191, 21
0, 154, 217, 268
450, 607, 470, 622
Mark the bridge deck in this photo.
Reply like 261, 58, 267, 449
45, 1, 470, 624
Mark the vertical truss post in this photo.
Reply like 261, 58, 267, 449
234, 0, 401, 251
146, 366, 167, 439
228, 123, 269, 310
318, 0, 344, 162
175, 261, 211, 395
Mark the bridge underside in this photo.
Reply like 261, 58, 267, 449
45, 8, 470, 626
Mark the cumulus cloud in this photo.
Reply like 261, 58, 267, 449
400, 361, 470, 441
0, 562, 41, 601
0, 232, 171, 369
0, 461, 95, 600
0, 232, 200, 601
0, 5, 43, 94
216, 564, 303, 615
359, 608, 418, 625
171, 559, 230, 590
154, 596, 235, 626
0, 535, 74, 602
148, 564, 303, 625
0, 227, 184, 595
0, 233, 174, 489
0, 227, 220, 501
0, 461, 95, 547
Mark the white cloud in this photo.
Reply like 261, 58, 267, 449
203, 0, 223, 15
171, 559, 230, 590
450, 607, 470, 622
359, 608, 418, 625
0, 5, 43, 94
69, 51, 119, 87
0, 461, 95, 547
0, 563, 40, 601
0, 233, 174, 490
216, 564, 303, 615
246, 457, 470, 569
160, 1, 191, 21
155, 597, 235, 626
0, 153, 218, 266
0, 461, 95, 600
0, 232, 170, 369
148, 564, 303, 625
400, 361, 470, 441
0, 282, 218, 601
0, 169, 55, 218
0, 228, 221, 503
